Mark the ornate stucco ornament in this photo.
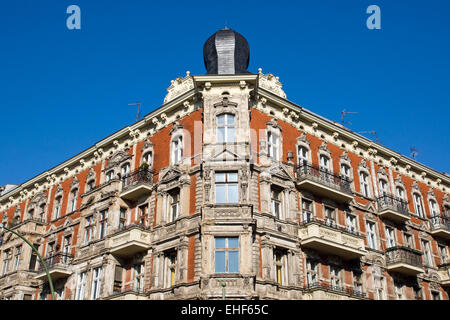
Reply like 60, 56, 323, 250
163, 71, 194, 104
258, 68, 287, 99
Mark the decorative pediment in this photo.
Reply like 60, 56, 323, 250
340, 151, 350, 162
394, 175, 404, 186
213, 96, 238, 109
358, 159, 369, 170
211, 148, 245, 162
169, 121, 184, 135
377, 168, 388, 177
269, 163, 294, 181
258, 70, 287, 99
63, 217, 73, 229
427, 189, 436, 198
163, 72, 194, 104
106, 151, 131, 169
55, 185, 64, 195
411, 181, 420, 192
159, 167, 183, 184
31, 192, 47, 205
318, 141, 330, 154
266, 118, 282, 130
141, 140, 154, 152
70, 177, 80, 188
297, 133, 310, 145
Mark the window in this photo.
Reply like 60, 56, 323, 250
134, 263, 145, 291
413, 193, 424, 218
396, 187, 405, 200
431, 291, 441, 300
324, 206, 335, 226
421, 240, 433, 267
413, 286, 423, 300
366, 221, 377, 250
330, 265, 341, 288
302, 199, 313, 223
27, 209, 34, 220
142, 152, 153, 166
28, 245, 39, 271
360, 172, 370, 197
84, 216, 94, 244
164, 251, 177, 287
75, 272, 87, 300
91, 267, 103, 300
379, 179, 389, 196
374, 275, 385, 300
215, 172, 238, 203
340, 164, 351, 180
394, 282, 403, 300
39, 204, 46, 221
353, 272, 363, 294
429, 199, 439, 217
438, 245, 448, 264
137, 204, 147, 226
13, 246, 21, 271
54, 195, 62, 219
119, 208, 127, 230
298, 146, 309, 165
404, 233, 413, 248
86, 180, 95, 192
271, 187, 282, 219
346, 214, 357, 233
385, 227, 396, 248
267, 131, 280, 161
274, 250, 287, 285
169, 189, 180, 222
46, 241, 55, 258
217, 114, 235, 143
171, 136, 183, 165
62, 236, 71, 264
2, 250, 10, 276
99, 210, 108, 239
306, 259, 318, 286
121, 163, 130, 178
105, 170, 114, 182
215, 237, 239, 273
69, 189, 78, 212
319, 155, 330, 171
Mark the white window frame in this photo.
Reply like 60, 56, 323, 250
75, 272, 87, 300
385, 226, 396, 248
267, 130, 280, 161
366, 221, 377, 250
91, 267, 103, 300
360, 172, 371, 198
217, 113, 236, 143
413, 193, 425, 218
171, 135, 183, 165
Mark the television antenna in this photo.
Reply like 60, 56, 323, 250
358, 130, 380, 143
341, 109, 358, 126
128, 102, 142, 122
410, 147, 421, 160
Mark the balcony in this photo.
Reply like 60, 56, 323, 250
429, 216, 450, 240
299, 217, 366, 260
108, 223, 151, 258
35, 253, 73, 281
376, 194, 410, 223
107, 284, 147, 300
8, 217, 46, 236
295, 163, 353, 203
303, 281, 367, 300
119, 169, 153, 201
437, 263, 450, 287
385, 246, 424, 275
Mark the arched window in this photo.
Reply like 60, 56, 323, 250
86, 179, 95, 192
142, 152, 153, 166
429, 199, 439, 217
378, 179, 389, 196
69, 189, 78, 212
360, 172, 370, 198
217, 114, 235, 143
105, 170, 114, 182
340, 164, 351, 180
413, 193, 424, 218
171, 136, 183, 165
298, 146, 309, 166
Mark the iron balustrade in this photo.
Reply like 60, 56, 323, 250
377, 194, 409, 217
113, 284, 146, 295
300, 215, 361, 237
430, 216, 450, 232
81, 178, 120, 197
116, 222, 149, 233
38, 253, 73, 272
385, 246, 423, 269
304, 281, 367, 298
296, 162, 352, 195
121, 169, 153, 191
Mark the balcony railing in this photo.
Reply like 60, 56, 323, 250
108, 223, 151, 258
35, 253, 73, 281
376, 194, 410, 222
300, 216, 361, 237
38, 253, 72, 272
385, 246, 424, 275
120, 169, 153, 201
296, 162, 353, 202
113, 284, 146, 295
430, 216, 450, 239
304, 281, 367, 299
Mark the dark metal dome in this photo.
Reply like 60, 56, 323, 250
203, 28, 250, 75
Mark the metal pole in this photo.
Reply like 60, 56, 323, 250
1, 223, 56, 300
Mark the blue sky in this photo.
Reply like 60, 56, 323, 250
0, 0, 449, 186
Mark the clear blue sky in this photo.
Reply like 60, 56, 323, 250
0, 0, 449, 186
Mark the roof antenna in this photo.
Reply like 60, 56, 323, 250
128, 102, 142, 122
410, 147, 421, 160
358, 130, 380, 143
341, 109, 358, 126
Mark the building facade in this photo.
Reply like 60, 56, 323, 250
0, 29, 449, 300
